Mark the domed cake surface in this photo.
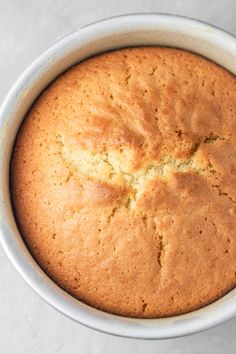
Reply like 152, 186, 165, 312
11, 47, 236, 318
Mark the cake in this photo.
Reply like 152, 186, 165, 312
11, 47, 236, 318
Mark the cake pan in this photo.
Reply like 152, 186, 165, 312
0, 13, 236, 339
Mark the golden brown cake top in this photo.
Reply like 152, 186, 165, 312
11, 47, 236, 318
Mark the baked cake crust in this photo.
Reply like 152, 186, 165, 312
11, 47, 236, 318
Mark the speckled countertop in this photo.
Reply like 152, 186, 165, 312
1, 1, 236, 353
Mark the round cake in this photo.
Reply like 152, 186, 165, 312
11, 47, 236, 318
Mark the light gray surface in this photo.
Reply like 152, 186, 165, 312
0, 0, 236, 353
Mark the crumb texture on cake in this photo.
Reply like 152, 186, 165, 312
11, 47, 236, 318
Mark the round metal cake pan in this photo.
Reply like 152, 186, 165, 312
0, 13, 236, 339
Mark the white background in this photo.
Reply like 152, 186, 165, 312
0, 1, 236, 353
